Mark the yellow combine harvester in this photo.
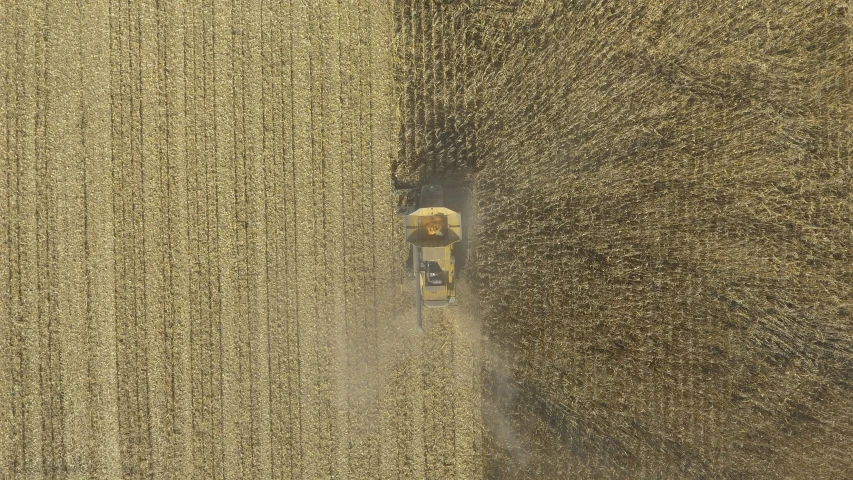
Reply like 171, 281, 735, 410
399, 185, 462, 332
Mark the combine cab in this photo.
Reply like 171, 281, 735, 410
396, 184, 462, 332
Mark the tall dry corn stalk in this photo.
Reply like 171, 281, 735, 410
396, 0, 851, 478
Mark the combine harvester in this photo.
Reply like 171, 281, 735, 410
395, 184, 462, 332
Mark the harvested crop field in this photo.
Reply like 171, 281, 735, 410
394, 1, 852, 478
1, 0, 482, 478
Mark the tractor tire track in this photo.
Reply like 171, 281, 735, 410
80, 0, 122, 476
